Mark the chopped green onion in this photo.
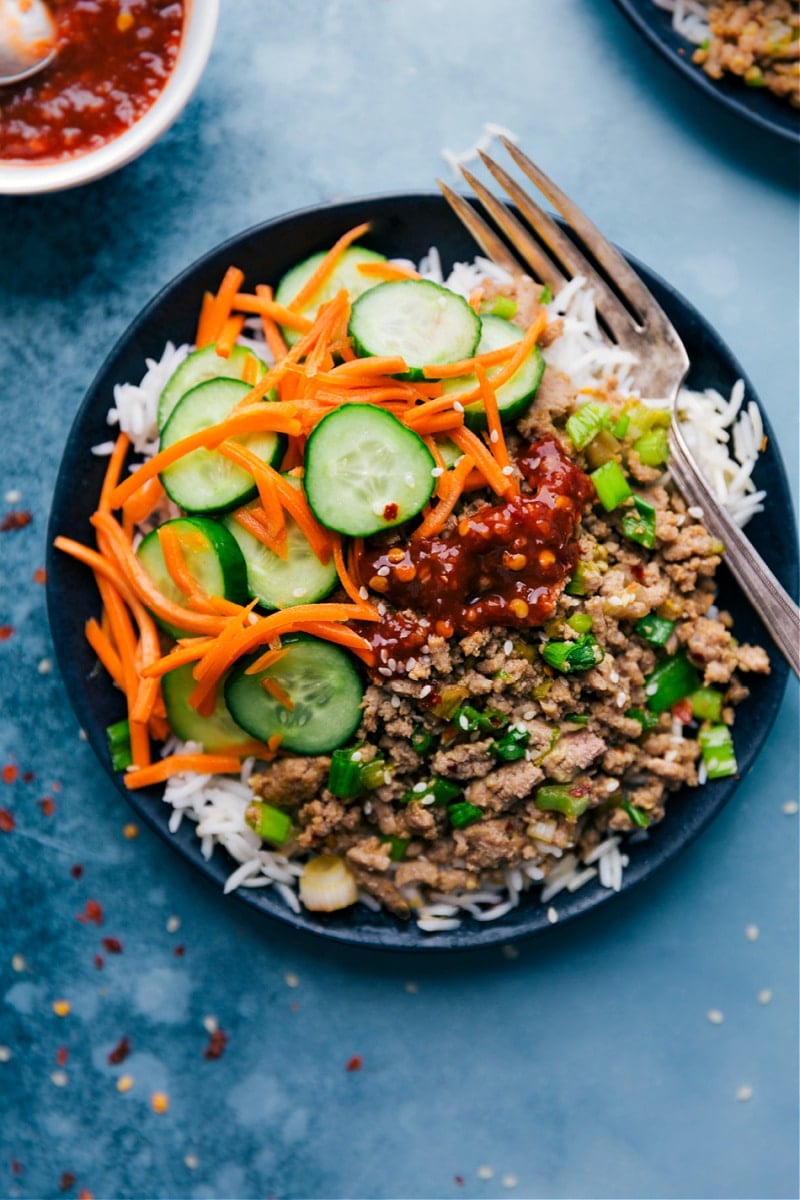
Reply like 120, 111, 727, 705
453, 705, 509, 734
626, 403, 671, 442
534, 784, 589, 819
621, 495, 657, 550
620, 800, 650, 828
106, 719, 132, 772
447, 801, 484, 829
626, 707, 660, 733
480, 294, 518, 319
699, 36, 710, 49
327, 748, 364, 799
633, 428, 670, 467
401, 776, 461, 806
493, 669, 512, 682
542, 632, 604, 673
565, 560, 587, 597
491, 727, 530, 762
644, 653, 701, 713
538, 284, 553, 304
690, 687, 723, 723
590, 459, 632, 511
411, 727, 435, 755
360, 758, 392, 790
246, 801, 292, 845
612, 412, 630, 439
634, 613, 675, 647
566, 401, 612, 451
381, 835, 410, 862
698, 724, 738, 779
563, 713, 589, 726
566, 612, 593, 635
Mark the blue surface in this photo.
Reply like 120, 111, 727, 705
0, 2, 797, 1198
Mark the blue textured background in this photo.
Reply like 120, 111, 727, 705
0, 3, 797, 1198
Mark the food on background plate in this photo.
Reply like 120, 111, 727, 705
652, 0, 799, 106
0, 0, 185, 162
55, 221, 771, 933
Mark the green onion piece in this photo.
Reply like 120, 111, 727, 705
626, 707, 660, 733
563, 713, 589, 726
620, 800, 650, 828
542, 632, 604, 673
453, 705, 509, 734
590, 459, 632, 511
700, 36, 710, 49
106, 719, 132, 772
491, 727, 530, 762
633, 428, 670, 467
493, 669, 512, 682
360, 759, 392, 790
690, 687, 723, 723
698, 724, 738, 779
612, 412, 630, 439
327, 748, 365, 799
410, 727, 434, 755
626, 403, 671, 442
621, 495, 657, 550
447, 801, 484, 829
381, 835, 410, 862
401, 776, 461, 806
480, 294, 518, 319
566, 401, 612, 451
534, 784, 589, 819
634, 612, 675, 647
565, 561, 587, 597
538, 284, 553, 304
567, 612, 593, 635
644, 653, 701, 713
246, 801, 292, 845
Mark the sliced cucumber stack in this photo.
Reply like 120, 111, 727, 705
349, 279, 481, 377
136, 516, 249, 636
158, 344, 268, 433
442, 314, 545, 430
225, 635, 364, 755
223, 477, 338, 611
275, 246, 387, 345
162, 663, 251, 751
159, 378, 285, 514
304, 404, 435, 537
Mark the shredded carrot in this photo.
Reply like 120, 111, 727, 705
99, 433, 130, 513
215, 314, 245, 359
420, 341, 517, 379
94, 575, 150, 767
356, 261, 421, 282
195, 291, 216, 347
261, 676, 295, 710
231, 506, 288, 560
217, 441, 287, 547
241, 354, 260, 386
413, 454, 476, 539
403, 394, 463, 425
233, 291, 313, 333
254, 284, 290, 363
450, 426, 513, 498
406, 411, 465, 436
468, 287, 484, 313
122, 475, 164, 528
222, 739, 281, 759
54, 535, 136, 607
299, 620, 376, 667
270, 473, 332, 565
327, 355, 408, 378
243, 645, 288, 675
475, 362, 515, 486
157, 524, 199, 598
199, 266, 245, 348
124, 754, 243, 789
287, 222, 371, 312
84, 617, 124, 687
141, 640, 210, 678
331, 534, 367, 606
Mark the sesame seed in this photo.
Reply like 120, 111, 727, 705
378, 667, 392, 677
616, 692, 627, 707
358, 586, 369, 601
390, 695, 401, 709
477, 1165, 494, 1180
38, 658, 53, 675
757, 988, 773, 1005
4, 489, 21, 503
291, 587, 307, 598
609, 671, 620, 683
502, 1174, 518, 1189
0, 1046, 12, 1062
688, 505, 704, 519
490, 429, 499, 444
707, 1009, 724, 1025
202, 1014, 218, 1034
419, 685, 432, 698
284, 971, 300, 988
11, 954, 26, 972
546, 906, 558, 924
782, 800, 798, 815
735, 1085, 753, 1102
166, 915, 181, 934
745, 924, 759, 942
503, 639, 513, 655
501, 465, 514, 476
184, 1154, 199, 1171
431, 466, 444, 478
78, 728, 88, 741
404, 474, 415, 487
453, 401, 464, 413
522, 710, 535, 720
51, 1070, 68, 1088
377, 566, 390, 577
116, 1075, 134, 1093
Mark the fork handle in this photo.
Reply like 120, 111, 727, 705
668, 425, 800, 679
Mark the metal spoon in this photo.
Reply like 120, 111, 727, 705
0, 0, 57, 86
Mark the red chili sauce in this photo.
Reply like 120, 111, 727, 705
356, 438, 594, 664
0, 1, 184, 162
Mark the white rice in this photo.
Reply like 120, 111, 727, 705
104, 249, 766, 933
650, 0, 711, 45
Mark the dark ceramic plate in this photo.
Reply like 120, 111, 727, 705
47, 193, 797, 952
612, 0, 800, 145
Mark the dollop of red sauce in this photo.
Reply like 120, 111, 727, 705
356, 438, 593, 662
0, 1, 184, 162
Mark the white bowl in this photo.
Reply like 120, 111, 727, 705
0, 0, 219, 196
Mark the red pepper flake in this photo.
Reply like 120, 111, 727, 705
70, 864, 84, 880
2, 764, 18, 784
101, 937, 123, 954
0, 809, 15, 833
672, 698, 693, 725
203, 1028, 228, 1060
22, 771, 34, 783
78, 1191, 94, 1200
38, 797, 56, 816
1, 510, 32, 532
11, 1161, 22, 1175
345, 1055, 362, 1072
454, 1176, 465, 1186
107, 1036, 131, 1065
93, 955, 104, 970
0, 626, 13, 641
56, 1046, 69, 1066
59, 1172, 76, 1192
382, 503, 398, 521
76, 899, 103, 926
33, 568, 47, 585
173, 944, 185, 958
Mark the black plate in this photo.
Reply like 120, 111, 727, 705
46, 193, 797, 952
612, 0, 800, 145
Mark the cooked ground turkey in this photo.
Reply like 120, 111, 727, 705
246, 284, 770, 918
692, 1, 799, 106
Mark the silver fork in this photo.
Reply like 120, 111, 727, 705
439, 139, 800, 679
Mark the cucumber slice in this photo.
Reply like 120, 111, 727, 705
162, 663, 251, 751
275, 246, 387, 346
136, 516, 249, 636
223, 477, 338, 610
442, 314, 545, 430
158, 345, 268, 432
304, 404, 435, 537
159, 378, 285, 514
349, 279, 481, 377
225, 635, 364, 755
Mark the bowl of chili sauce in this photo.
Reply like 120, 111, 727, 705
0, 0, 218, 194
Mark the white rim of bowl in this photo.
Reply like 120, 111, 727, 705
0, 0, 220, 196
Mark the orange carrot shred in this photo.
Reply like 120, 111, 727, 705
215, 314, 245, 359
287, 222, 371, 313
261, 677, 295, 710
475, 362, 515, 488
331, 534, 367, 606
234, 290, 313, 333
413, 454, 476, 539
200, 266, 245, 347
84, 617, 124, 687
449, 426, 513, 498
241, 354, 260, 386
99, 433, 130, 513
124, 754, 243, 790
195, 291, 216, 347
244, 645, 288, 675
157, 524, 199, 598
356, 260, 421, 282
